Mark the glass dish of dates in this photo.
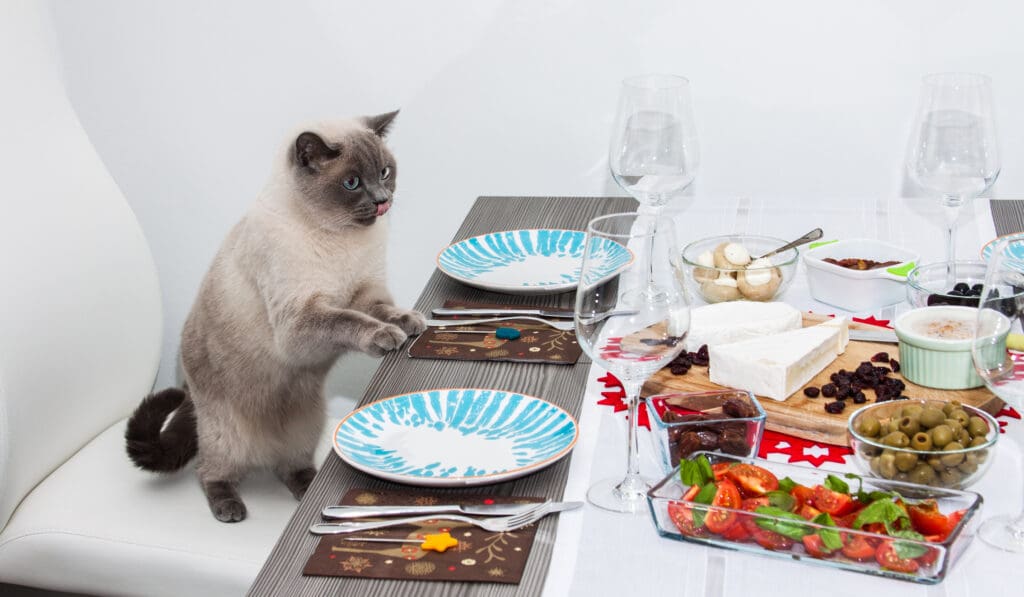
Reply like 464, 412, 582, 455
644, 390, 766, 475
647, 452, 982, 584
905, 261, 987, 307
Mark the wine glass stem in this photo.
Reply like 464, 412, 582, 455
942, 196, 963, 287
620, 380, 646, 493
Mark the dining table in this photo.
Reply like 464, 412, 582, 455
250, 195, 1024, 597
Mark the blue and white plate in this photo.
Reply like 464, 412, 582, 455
333, 388, 579, 487
436, 228, 632, 295
981, 232, 1024, 262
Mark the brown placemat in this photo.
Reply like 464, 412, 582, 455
303, 489, 544, 583
408, 301, 581, 365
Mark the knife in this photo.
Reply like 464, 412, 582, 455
432, 307, 574, 319
322, 501, 548, 519
848, 328, 898, 344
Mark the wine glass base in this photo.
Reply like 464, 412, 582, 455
587, 476, 654, 514
978, 515, 1024, 552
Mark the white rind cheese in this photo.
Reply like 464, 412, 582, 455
708, 317, 850, 401
684, 301, 803, 351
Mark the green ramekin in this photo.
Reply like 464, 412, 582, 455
894, 306, 986, 390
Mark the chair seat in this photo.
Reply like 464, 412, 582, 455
0, 418, 335, 597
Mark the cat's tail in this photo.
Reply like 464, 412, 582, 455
125, 387, 198, 472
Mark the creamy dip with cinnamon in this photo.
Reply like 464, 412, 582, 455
913, 317, 975, 340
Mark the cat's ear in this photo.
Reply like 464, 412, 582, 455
364, 110, 399, 138
294, 132, 340, 172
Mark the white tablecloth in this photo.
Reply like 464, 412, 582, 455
543, 198, 1023, 597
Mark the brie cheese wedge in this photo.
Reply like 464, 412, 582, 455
684, 301, 803, 351
708, 317, 850, 401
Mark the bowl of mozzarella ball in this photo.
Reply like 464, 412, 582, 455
680, 234, 798, 303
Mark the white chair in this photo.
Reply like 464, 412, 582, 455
0, 4, 329, 595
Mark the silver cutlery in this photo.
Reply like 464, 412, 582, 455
432, 307, 574, 319
309, 501, 581, 535
425, 316, 575, 331
322, 502, 542, 520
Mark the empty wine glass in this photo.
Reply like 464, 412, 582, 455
575, 213, 690, 513
609, 74, 699, 213
906, 73, 1000, 285
971, 237, 1024, 551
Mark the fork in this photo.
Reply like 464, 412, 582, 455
308, 502, 554, 535
425, 316, 575, 331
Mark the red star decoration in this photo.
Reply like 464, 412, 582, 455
596, 372, 651, 429
757, 429, 852, 467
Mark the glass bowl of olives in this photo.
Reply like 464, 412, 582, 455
847, 398, 999, 490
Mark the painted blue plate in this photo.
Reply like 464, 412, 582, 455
436, 228, 633, 295
981, 232, 1024, 262
333, 388, 579, 486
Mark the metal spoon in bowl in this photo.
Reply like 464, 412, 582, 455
754, 228, 823, 261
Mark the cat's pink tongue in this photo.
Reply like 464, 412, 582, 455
376, 202, 391, 217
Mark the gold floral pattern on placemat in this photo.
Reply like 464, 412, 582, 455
303, 489, 544, 584
407, 301, 581, 365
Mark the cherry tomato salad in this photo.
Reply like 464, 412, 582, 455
667, 455, 968, 577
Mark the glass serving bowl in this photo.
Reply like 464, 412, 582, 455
905, 261, 988, 308
644, 390, 766, 476
679, 234, 798, 304
847, 398, 999, 490
648, 451, 982, 584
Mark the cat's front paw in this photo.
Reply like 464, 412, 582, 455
362, 323, 407, 357
211, 497, 247, 523
390, 309, 427, 336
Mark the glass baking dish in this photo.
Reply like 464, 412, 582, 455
647, 451, 982, 584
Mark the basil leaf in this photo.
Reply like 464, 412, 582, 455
812, 513, 843, 552
853, 498, 909, 530
889, 529, 929, 559
778, 476, 797, 493
754, 506, 812, 541
824, 474, 850, 495
691, 482, 718, 528
766, 490, 796, 512
680, 454, 714, 487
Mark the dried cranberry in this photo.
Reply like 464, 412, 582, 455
870, 352, 890, 363
853, 392, 867, 404
803, 386, 821, 398
821, 383, 838, 397
824, 400, 847, 414
890, 359, 900, 373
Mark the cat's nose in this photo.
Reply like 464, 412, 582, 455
371, 194, 390, 205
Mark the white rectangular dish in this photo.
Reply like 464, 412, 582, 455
803, 239, 918, 312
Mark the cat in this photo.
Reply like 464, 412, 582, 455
124, 111, 426, 522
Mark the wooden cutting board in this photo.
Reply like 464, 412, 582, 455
640, 314, 1004, 446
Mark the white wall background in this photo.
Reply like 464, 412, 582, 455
47, 0, 1024, 401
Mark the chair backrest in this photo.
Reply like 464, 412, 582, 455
0, 1, 163, 529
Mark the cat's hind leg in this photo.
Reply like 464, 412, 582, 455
275, 462, 317, 500
200, 478, 247, 522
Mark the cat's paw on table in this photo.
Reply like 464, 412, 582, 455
363, 323, 408, 357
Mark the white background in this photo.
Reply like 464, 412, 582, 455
47, 0, 1024, 402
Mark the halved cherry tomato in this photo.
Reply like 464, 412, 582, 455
916, 545, 940, 567
908, 500, 955, 541
741, 496, 771, 511
723, 464, 779, 497
812, 485, 857, 516
667, 501, 709, 537
681, 484, 702, 502
802, 534, 835, 558
875, 540, 920, 573
705, 479, 742, 534
721, 519, 752, 542
791, 484, 815, 507
712, 462, 733, 481
747, 524, 795, 550
840, 534, 876, 562
798, 503, 823, 520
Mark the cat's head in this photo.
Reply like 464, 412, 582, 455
290, 111, 399, 229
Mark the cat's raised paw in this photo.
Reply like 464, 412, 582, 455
365, 323, 407, 356
392, 310, 427, 336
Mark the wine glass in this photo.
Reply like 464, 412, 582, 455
906, 73, 1000, 285
575, 213, 690, 513
609, 74, 699, 213
971, 236, 1024, 551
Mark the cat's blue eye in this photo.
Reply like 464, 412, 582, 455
381, 166, 391, 180
343, 176, 360, 190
